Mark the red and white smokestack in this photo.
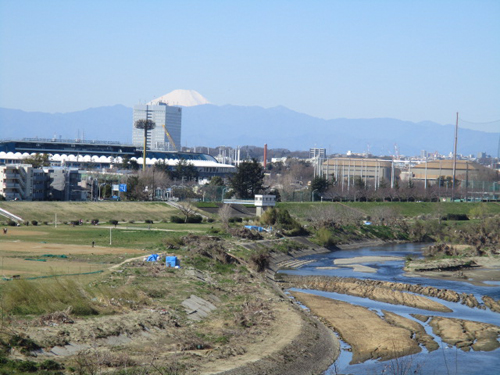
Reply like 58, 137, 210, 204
264, 144, 268, 168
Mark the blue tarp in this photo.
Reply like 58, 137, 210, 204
245, 225, 265, 232
166, 256, 179, 268
146, 254, 159, 262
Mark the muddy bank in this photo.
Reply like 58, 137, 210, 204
283, 275, 453, 312
290, 292, 422, 364
405, 255, 500, 289
291, 291, 500, 366
282, 275, 495, 311
413, 315, 500, 352
429, 316, 500, 352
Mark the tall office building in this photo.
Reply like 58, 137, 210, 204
132, 103, 182, 151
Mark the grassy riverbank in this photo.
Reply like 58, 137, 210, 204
0, 201, 179, 224
0, 204, 339, 375
1, 201, 498, 374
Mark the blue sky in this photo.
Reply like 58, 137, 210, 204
0, 0, 499, 131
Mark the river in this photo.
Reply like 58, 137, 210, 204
280, 243, 500, 375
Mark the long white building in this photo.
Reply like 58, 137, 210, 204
132, 103, 182, 151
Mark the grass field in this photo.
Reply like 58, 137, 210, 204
0, 230, 145, 279
0, 201, 179, 223
279, 201, 500, 219
0, 223, 205, 279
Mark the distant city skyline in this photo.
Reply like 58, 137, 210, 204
0, 1, 499, 133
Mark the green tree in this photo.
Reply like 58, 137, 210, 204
310, 176, 330, 201
120, 156, 139, 170
230, 159, 264, 199
124, 176, 140, 201
171, 159, 199, 181
23, 153, 50, 168
209, 176, 224, 186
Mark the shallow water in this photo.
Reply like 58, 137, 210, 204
280, 243, 500, 375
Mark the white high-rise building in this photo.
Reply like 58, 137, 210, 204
132, 103, 182, 151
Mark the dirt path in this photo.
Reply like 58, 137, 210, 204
199, 299, 304, 375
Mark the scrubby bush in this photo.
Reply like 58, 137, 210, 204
128, 219, 135, 223
145, 219, 154, 224
30, 220, 38, 226
442, 213, 469, 221
91, 219, 99, 225
315, 227, 337, 247
7, 220, 17, 227
15, 360, 38, 372
250, 248, 270, 272
40, 359, 64, 370
109, 220, 119, 226
185, 215, 203, 223
170, 215, 184, 223
260, 207, 306, 236
163, 236, 185, 249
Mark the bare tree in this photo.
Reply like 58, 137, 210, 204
218, 204, 232, 229
176, 202, 197, 222
371, 206, 400, 226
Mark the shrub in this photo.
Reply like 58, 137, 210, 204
186, 215, 203, 223
260, 207, 305, 235
207, 218, 215, 223
23, 221, 30, 226
109, 220, 119, 226
442, 213, 469, 221
145, 219, 154, 224
31, 220, 38, 226
163, 236, 185, 249
250, 248, 270, 272
43, 221, 48, 225
40, 359, 64, 370
7, 220, 17, 227
316, 227, 337, 247
128, 219, 135, 224
170, 215, 184, 223
9, 335, 41, 355
91, 219, 99, 225
229, 217, 243, 223
15, 360, 38, 372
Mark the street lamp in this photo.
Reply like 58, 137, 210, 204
221, 187, 227, 202
99, 183, 106, 200
312, 189, 318, 202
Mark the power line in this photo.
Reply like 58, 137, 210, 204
458, 117, 500, 125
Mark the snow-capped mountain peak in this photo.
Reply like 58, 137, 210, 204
148, 89, 210, 107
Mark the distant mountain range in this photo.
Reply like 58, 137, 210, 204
1, 104, 498, 157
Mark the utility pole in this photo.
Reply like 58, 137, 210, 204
452, 112, 458, 201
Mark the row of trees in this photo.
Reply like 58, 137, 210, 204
305, 174, 497, 202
